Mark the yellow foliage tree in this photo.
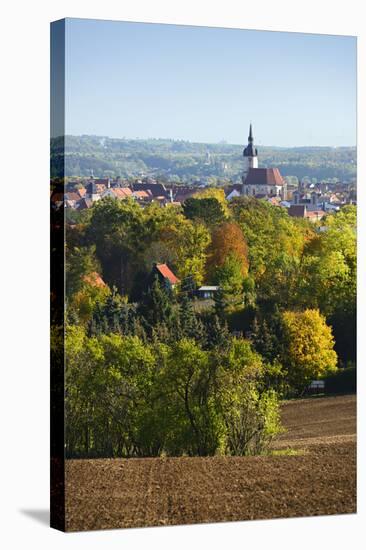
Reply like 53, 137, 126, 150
281, 309, 338, 392
70, 275, 110, 324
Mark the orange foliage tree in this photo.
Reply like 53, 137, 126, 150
206, 222, 249, 280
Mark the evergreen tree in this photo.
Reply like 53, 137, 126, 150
131, 317, 147, 342
104, 286, 123, 327
139, 277, 174, 335
213, 287, 226, 321
88, 316, 98, 337
177, 294, 208, 345
205, 314, 230, 350
183, 197, 226, 227
251, 318, 276, 363
112, 314, 121, 334
179, 294, 197, 339
67, 306, 80, 326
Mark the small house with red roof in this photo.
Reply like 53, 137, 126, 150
82, 271, 108, 288
152, 263, 180, 290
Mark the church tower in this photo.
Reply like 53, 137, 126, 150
242, 123, 258, 184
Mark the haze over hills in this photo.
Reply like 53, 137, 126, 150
51, 135, 357, 184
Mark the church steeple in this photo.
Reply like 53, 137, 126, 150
243, 123, 258, 158
242, 122, 259, 189
248, 123, 253, 142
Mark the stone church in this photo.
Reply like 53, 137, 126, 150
241, 124, 287, 200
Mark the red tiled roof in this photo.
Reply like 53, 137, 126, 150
132, 182, 167, 198
155, 263, 180, 285
245, 168, 284, 186
111, 188, 132, 199
83, 271, 107, 288
133, 190, 150, 198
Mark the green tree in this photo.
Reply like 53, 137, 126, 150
139, 277, 176, 338
68, 277, 110, 325
204, 313, 230, 350
65, 245, 100, 298
296, 206, 356, 364
215, 338, 282, 455
214, 254, 245, 306
196, 187, 230, 217
251, 317, 277, 362
179, 294, 206, 343
231, 197, 309, 309
162, 339, 223, 456
183, 197, 226, 227
65, 329, 158, 457
158, 218, 211, 287
87, 197, 148, 295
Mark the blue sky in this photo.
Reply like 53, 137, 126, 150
63, 18, 356, 146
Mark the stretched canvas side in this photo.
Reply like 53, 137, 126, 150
50, 19, 66, 532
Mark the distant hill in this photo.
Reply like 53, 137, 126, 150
51, 135, 357, 183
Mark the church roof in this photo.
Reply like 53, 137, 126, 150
244, 168, 284, 186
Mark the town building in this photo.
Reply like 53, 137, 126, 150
151, 263, 180, 291
243, 167, 286, 198
288, 204, 326, 222
241, 125, 287, 200
86, 180, 102, 202
101, 187, 133, 200
196, 286, 219, 299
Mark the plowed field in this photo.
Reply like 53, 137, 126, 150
65, 394, 356, 531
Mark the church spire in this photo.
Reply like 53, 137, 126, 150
242, 122, 259, 189
243, 122, 258, 158
248, 123, 253, 142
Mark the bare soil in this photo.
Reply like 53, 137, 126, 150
65, 394, 356, 531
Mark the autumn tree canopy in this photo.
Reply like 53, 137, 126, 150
206, 221, 249, 278
280, 309, 338, 393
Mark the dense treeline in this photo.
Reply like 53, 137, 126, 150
51, 135, 356, 182
66, 328, 281, 458
63, 193, 356, 458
